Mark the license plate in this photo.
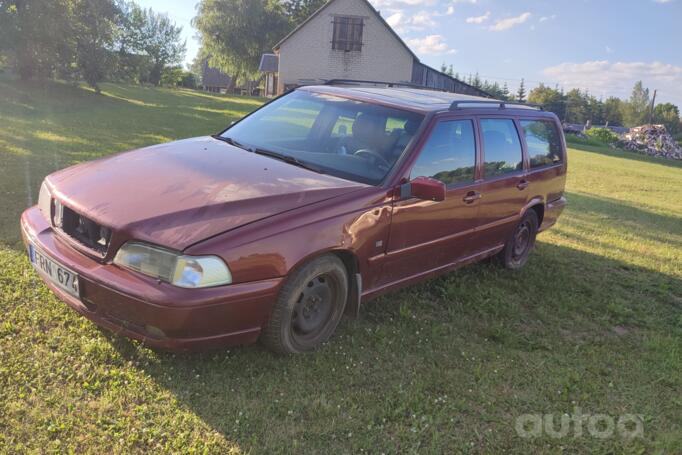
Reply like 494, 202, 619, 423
28, 244, 80, 299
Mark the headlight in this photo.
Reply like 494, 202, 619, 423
113, 242, 232, 288
38, 181, 51, 221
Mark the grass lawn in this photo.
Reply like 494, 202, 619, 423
1, 78, 681, 454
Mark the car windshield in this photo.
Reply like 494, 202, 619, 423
221, 90, 424, 185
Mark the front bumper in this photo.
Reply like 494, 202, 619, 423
20, 206, 282, 351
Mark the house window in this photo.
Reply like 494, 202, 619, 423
332, 16, 364, 51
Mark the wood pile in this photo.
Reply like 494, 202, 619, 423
619, 124, 682, 160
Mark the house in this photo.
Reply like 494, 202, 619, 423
201, 60, 233, 93
262, 0, 488, 97
201, 60, 262, 96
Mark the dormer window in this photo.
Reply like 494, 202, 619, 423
332, 16, 364, 52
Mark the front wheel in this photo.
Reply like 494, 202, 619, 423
261, 255, 348, 354
497, 209, 539, 270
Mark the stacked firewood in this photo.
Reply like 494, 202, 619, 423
619, 125, 682, 160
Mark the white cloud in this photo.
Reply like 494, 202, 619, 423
445, 5, 455, 15
386, 11, 406, 28
406, 35, 458, 55
386, 10, 438, 32
543, 61, 682, 105
653, 0, 673, 3
490, 12, 532, 31
465, 11, 491, 24
539, 14, 557, 22
371, 0, 437, 7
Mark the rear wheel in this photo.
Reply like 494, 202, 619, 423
261, 255, 348, 354
498, 209, 539, 270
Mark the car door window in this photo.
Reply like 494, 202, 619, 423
481, 119, 523, 178
520, 120, 563, 168
411, 120, 476, 186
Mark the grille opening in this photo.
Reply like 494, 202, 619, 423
59, 205, 111, 255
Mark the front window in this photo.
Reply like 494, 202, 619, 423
222, 91, 424, 185
332, 16, 364, 51
411, 120, 477, 186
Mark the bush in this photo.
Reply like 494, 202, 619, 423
585, 127, 619, 144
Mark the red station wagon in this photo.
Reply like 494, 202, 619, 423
21, 82, 567, 354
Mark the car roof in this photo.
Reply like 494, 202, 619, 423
300, 85, 553, 118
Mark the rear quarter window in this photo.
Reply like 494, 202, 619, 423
520, 120, 564, 168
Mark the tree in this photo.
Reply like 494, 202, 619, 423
623, 81, 650, 127
516, 79, 526, 102
130, 5, 186, 85
282, 0, 326, 25
603, 97, 624, 126
71, 0, 121, 91
440, 63, 454, 77
528, 84, 565, 120
654, 102, 681, 134
193, 0, 289, 82
501, 82, 510, 100
0, 0, 73, 80
565, 88, 588, 124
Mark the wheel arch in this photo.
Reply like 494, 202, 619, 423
521, 198, 545, 226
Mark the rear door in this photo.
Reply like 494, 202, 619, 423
474, 117, 530, 248
380, 118, 483, 284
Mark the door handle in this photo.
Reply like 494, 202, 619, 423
517, 180, 529, 190
463, 191, 482, 204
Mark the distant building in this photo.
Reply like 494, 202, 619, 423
201, 60, 233, 93
259, 54, 279, 97
260, 0, 488, 97
201, 60, 261, 96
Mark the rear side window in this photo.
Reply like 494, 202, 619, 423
480, 119, 523, 178
411, 120, 476, 186
520, 120, 563, 168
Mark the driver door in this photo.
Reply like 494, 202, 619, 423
379, 118, 483, 285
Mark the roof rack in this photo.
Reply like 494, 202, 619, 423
450, 100, 543, 111
324, 79, 443, 91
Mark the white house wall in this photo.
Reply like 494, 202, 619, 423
277, 0, 414, 93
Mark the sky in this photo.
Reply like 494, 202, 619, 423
136, 0, 682, 106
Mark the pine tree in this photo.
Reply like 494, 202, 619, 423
501, 82, 510, 100
516, 79, 526, 102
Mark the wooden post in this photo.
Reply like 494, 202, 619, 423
648, 89, 657, 125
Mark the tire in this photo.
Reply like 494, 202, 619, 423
261, 255, 348, 354
497, 209, 539, 270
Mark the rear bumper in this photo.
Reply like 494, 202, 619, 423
20, 206, 282, 351
539, 196, 567, 232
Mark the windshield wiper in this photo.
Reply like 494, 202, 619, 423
211, 134, 251, 152
253, 148, 323, 174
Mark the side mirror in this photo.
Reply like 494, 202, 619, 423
402, 176, 446, 202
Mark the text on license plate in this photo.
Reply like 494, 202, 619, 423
28, 244, 80, 298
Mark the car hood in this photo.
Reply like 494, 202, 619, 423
47, 136, 366, 251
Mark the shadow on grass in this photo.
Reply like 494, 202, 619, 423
567, 139, 682, 169
0, 78, 262, 244
565, 191, 682, 249
101, 242, 682, 453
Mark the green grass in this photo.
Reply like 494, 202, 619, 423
1, 78, 681, 454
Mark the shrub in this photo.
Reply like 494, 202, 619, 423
585, 127, 619, 144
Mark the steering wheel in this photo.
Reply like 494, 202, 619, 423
353, 149, 391, 169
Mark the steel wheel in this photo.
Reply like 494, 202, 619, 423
261, 255, 348, 354
498, 209, 539, 270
